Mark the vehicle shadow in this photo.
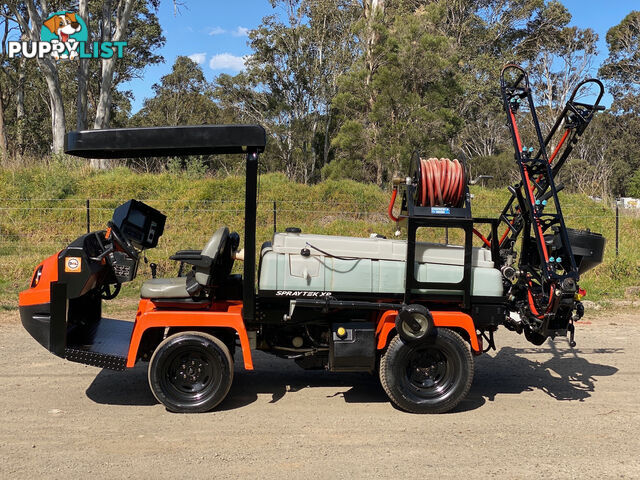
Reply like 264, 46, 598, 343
85, 352, 388, 410
217, 360, 389, 411
85, 343, 620, 413
86, 363, 158, 407
456, 342, 621, 413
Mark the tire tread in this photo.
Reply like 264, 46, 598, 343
148, 331, 233, 413
379, 328, 473, 414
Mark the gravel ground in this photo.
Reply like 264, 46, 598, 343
0, 308, 638, 479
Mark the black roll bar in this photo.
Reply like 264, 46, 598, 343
63, 124, 267, 323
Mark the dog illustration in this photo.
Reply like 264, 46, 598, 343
43, 12, 82, 59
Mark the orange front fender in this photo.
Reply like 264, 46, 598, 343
375, 310, 481, 353
126, 299, 254, 369
18, 253, 60, 307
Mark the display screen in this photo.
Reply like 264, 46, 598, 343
111, 200, 166, 249
128, 209, 146, 229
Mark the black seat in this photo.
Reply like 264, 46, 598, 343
140, 227, 237, 299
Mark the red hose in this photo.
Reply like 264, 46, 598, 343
548, 129, 569, 165
508, 109, 550, 262
473, 228, 492, 248
387, 157, 491, 247
536, 128, 570, 184
418, 158, 465, 208
528, 282, 555, 319
388, 187, 399, 222
507, 102, 555, 318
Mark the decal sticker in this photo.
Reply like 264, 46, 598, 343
275, 291, 332, 297
431, 207, 450, 214
64, 256, 82, 273
113, 264, 131, 277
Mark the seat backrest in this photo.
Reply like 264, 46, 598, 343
195, 227, 229, 286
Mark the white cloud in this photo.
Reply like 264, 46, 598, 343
209, 53, 246, 72
188, 52, 206, 65
232, 26, 249, 37
207, 26, 226, 36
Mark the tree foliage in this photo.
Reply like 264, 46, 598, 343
133, 56, 219, 126
597, 11, 640, 196
1, 0, 639, 199
330, 4, 462, 183
0, 0, 163, 160
214, 0, 359, 182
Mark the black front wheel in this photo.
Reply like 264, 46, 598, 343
379, 328, 473, 414
148, 332, 233, 413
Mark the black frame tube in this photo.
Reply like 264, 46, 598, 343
243, 151, 259, 323
86, 199, 90, 233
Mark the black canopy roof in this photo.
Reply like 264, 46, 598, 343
64, 124, 266, 158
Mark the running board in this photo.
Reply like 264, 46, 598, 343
65, 317, 134, 371
65, 348, 127, 371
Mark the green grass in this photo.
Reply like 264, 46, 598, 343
1, 163, 638, 308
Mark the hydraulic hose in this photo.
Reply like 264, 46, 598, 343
499, 129, 572, 247
388, 187, 399, 222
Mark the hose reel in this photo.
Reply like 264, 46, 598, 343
388, 156, 467, 222
413, 157, 466, 208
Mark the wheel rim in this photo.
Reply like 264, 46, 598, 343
161, 345, 222, 405
401, 343, 459, 402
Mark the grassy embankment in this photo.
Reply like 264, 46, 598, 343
1, 159, 637, 309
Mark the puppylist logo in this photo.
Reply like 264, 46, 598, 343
8, 11, 126, 60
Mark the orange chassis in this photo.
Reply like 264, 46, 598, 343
126, 300, 482, 370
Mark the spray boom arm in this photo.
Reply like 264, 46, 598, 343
497, 65, 605, 344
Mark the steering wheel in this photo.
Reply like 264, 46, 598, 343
106, 221, 139, 260
99, 282, 121, 300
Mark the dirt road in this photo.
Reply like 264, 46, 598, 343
0, 309, 638, 479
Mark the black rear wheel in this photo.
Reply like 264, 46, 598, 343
148, 332, 233, 413
379, 328, 473, 414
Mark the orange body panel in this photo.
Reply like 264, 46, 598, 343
126, 299, 254, 370
18, 253, 59, 306
375, 310, 481, 353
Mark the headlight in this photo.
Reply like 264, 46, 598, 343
31, 265, 43, 288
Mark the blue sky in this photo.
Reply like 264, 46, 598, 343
121, 0, 636, 113
122, 0, 276, 112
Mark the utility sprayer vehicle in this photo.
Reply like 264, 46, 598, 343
19, 66, 606, 413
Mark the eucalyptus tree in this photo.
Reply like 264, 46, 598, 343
8, 0, 67, 153
598, 11, 640, 196
5, 0, 163, 160
331, 1, 463, 185
215, 0, 359, 183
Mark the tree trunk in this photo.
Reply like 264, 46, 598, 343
11, 1, 66, 154
93, 0, 134, 130
364, 0, 383, 185
38, 57, 66, 153
94, 0, 113, 131
91, 0, 134, 169
16, 56, 25, 161
0, 82, 8, 164
363, 0, 383, 91
323, 106, 331, 166
286, 129, 295, 179
76, 0, 89, 130
309, 118, 318, 182
0, 12, 8, 163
